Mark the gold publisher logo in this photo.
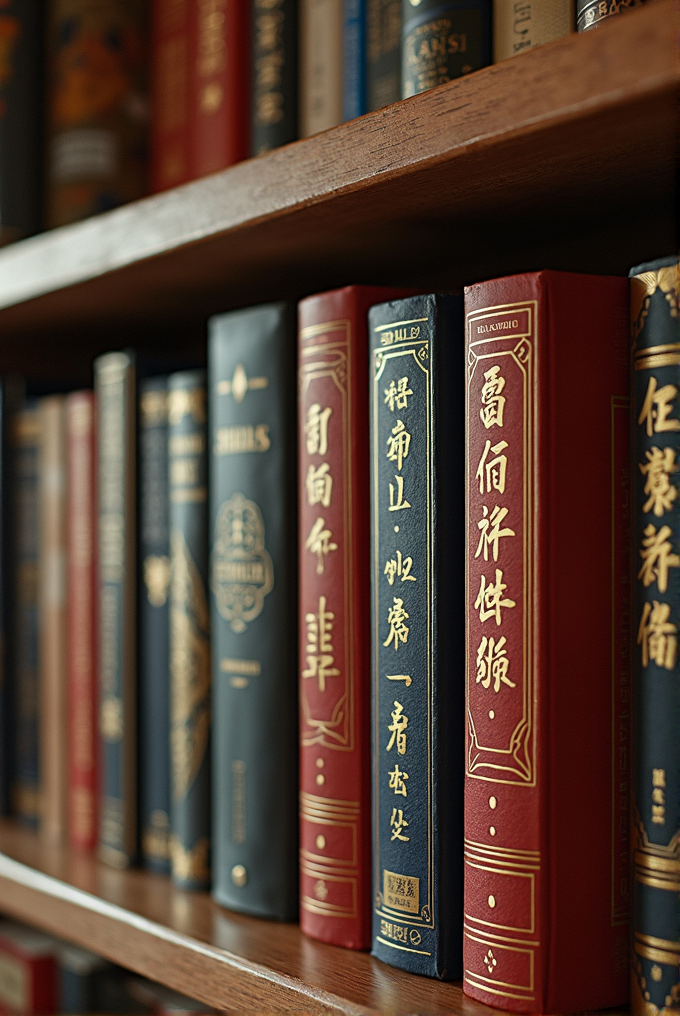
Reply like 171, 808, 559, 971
383, 869, 419, 914
211, 492, 274, 633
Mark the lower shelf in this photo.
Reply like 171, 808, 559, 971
0, 819, 627, 1014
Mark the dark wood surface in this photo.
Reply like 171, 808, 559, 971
0, 820, 629, 1014
0, 0, 674, 348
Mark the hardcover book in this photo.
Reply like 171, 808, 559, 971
66, 392, 99, 852
577, 0, 645, 31
369, 294, 464, 978
138, 377, 171, 874
401, 0, 491, 97
95, 352, 137, 868
0, 378, 21, 816
493, 0, 573, 60
343, 0, 366, 120
298, 286, 409, 950
209, 304, 298, 920
299, 0, 343, 136
0, 922, 57, 1016
366, 0, 401, 110
151, 0, 191, 192
630, 255, 680, 1015
168, 369, 211, 891
464, 271, 630, 1011
251, 0, 297, 154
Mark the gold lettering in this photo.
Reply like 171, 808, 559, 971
384, 550, 416, 585
383, 597, 410, 650
639, 446, 679, 516
637, 601, 677, 670
390, 807, 409, 842
475, 504, 515, 562
384, 377, 413, 412
386, 700, 408, 754
480, 365, 506, 429
388, 474, 411, 511
302, 595, 340, 692
476, 635, 515, 693
305, 517, 338, 575
214, 425, 271, 455
386, 419, 411, 471
306, 463, 333, 506
638, 377, 680, 436
638, 523, 680, 592
305, 404, 332, 455
476, 439, 509, 494
474, 568, 516, 625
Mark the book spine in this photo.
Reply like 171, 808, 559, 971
366, 0, 401, 110
95, 352, 137, 868
250, 0, 298, 155
66, 392, 99, 853
343, 0, 366, 119
493, 0, 573, 60
190, 0, 250, 178
401, 0, 491, 98
138, 378, 171, 874
0, 933, 57, 1015
576, 0, 645, 31
0, 0, 43, 243
168, 370, 211, 891
369, 294, 464, 978
39, 396, 68, 844
299, 0, 344, 136
10, 403, 40, 826
0, 380, 20, 816
630, 256, 680, 1014
45, 0, 149, 228
209, 303, 298, 920
150, 0, 192, 192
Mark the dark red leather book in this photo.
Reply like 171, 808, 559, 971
298, 285, 409, 949
464, 271, 630, 1011
151, 0, 192, 193
190, 0, 249, 179
66, 392, 99, 853
0, 921, 57, 1015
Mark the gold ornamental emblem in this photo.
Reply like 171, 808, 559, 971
212, 492, 274, 633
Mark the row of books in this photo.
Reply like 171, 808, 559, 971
1, 0, 645, 243
0, 258, 676, 1014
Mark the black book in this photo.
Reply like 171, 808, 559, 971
401, 0, 491, 98
366, 0, 401, 110
209, 304, 298, 920
369, 294, 464, 978
251, 0, 298, 155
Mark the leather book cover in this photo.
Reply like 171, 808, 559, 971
343, 0, 366, 119
493, 0, 573, 60
251, 0, 297, 155
0, 1, 43, 244
366, 0, 401, 110
0, 922, 57, 1015
577, 0, 645, 31
66, 391, 99, 853
209, 304, 298, 920
299, 0, 343, 136
168, 370, 211, 891
151, 0, 191, 192
190, 0, 249, 178
138, 377, 171, 874
630, 255, 680, 1015
298, 286, 410, 950
38, 395, 68, 844
464, 271, 630, 1011
369, 294, 465, 978
95, 352, 137, 868
10, 401, 41, 827
401, 0, 491, 97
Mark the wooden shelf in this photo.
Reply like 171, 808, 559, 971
0, 0, 674, 351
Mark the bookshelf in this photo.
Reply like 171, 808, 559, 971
0, 1, 675, 1011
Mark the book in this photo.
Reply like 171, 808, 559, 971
45, 0, 150, 228
57, 945, 108, 1015
190, 0, 250, 178
366, 0, 401, 110
0, 922, 57, 1016
343, 0, 366, 120
463, 271, 630, 1010
168, 369, 211, 891
250, 0, 298, 155
577, 0, 645, 31
298, 286, 410, 950
493, 0, 573, 61
369, 294, 464, 978
38, 396, 68, 844
66, 392, 99, 853
401, 0, 491, 97
0, 378, 21, 816
150, 0, 192, 192
630, 255, 680, 1016
95, 352, 137, 868
299, 0, 343, 137
138, 377, 171, 874
11, 402, 41, 826
0, 1, 43, 244
209, 304, 298, 920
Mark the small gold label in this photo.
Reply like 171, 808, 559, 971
144, 555, 171, 607
384, 869, 419, 914
231, 863, 247, 887
212, 493, 274, 632
171, 835, 210, 883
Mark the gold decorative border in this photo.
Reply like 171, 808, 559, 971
464, 929, 535, 1000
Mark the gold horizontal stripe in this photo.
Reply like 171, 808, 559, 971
633, 942, 680, 967
465, 854, 539, 872
635, 933, 680, 954
463, 923, 539, 948
170, 487, 207, 503
635, 343, 680, 358
634, 850, 680, 874
300, 319, 350, 340
464, 839, 540, 859
373, 318, 428, 332
300, 803, 360, 816
635, 353, 680, 370
375, 937, 431, 956
300, 792, 360, 808
635, 871, 680, 892
301, 899, 356, 918
301, 860, 356, 876
463, 976, 534, 1002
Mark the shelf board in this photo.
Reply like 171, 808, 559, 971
0, 820, 630, 1014
0, 0, 675, 342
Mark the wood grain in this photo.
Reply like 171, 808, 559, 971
0, 0, 673, 344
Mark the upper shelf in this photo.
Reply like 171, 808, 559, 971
0, 0, 675, 341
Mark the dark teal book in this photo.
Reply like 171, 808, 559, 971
209, 304, 298, 920
577, 0, 644, 31
138, 377, 171, 875
344, 0, 367, 119
369, 294, 464, 978
168, 370, 211, 891
251, 0, 298, 154
366, 0, 401, 110
401, 0, 491, 97
631, 255, 680, 1014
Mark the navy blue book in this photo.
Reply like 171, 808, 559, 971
344, 0, 367, 119
401, 0, 491, 97
251, 0, 298, 154
138, 377, 171, 875
369, 294, 464, 978
366, 0, 401, 110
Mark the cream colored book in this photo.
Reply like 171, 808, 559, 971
299, 0, 344, 137
494, 0, 574, 61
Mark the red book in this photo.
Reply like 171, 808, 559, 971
151, 0, 192, 193
66, 392, 99, 853
464, 272, 630, 1011
189, 0, 249, 179
0, 922, 56, 1015
298, 285, 409, 949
